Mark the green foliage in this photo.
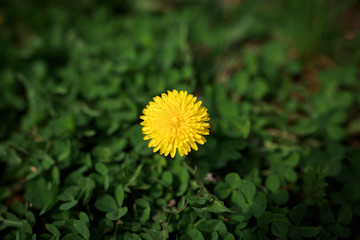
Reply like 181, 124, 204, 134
270, 0, 357, 60
303, 167, 328, 206
1, 0, 359, 239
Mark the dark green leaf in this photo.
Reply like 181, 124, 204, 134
115, 185, 125, 207
177, 196, 187, 210
62, 233, 83, 240
193, 200, 231, 213
95, 162, 108, 176
271, 221, 288, 237
328, 223, 351, 238
188, 229, 204, 240
135, 199, 151, 223
225, 173, 242, 189
79, 212, 89, 225
287, 224, 302, 240
337, 204, 352, 225
299, 226, 321, 238
231, 190, 246, 208
143, 228, 167, 240
257, 212, 273, 231
0, 187, 10, 201
283, 168, 297, 183
289, 204, 308, 226
140, 233, 153, 240
220, 232, 235, 240
95, 194, 117, 212
186, 196, 207, 205
251, 192, 267, 217
59, 200, 78, 211
24, 177, 52, 209
197, 219, 227, 233
265, 175, 280, 193
285, 153, 300, 167
124, 232, 142, 240
214, 183, 232, 200
162, 171, 173, 185
274, 190, 289, 205
45, 223, 60, 237
106, 207, 128, 220
320, 206, 336, 224
240, 180, 256, 202
73, 220, 90, 239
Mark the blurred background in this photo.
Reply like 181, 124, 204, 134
1, 0, 360, 239
1, 0, 360, 173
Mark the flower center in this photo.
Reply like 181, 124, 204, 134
170, 116, 181, 129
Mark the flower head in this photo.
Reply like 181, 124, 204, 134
140, 90, 210, 158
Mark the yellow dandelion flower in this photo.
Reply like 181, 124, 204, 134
140, 90, 210, 158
